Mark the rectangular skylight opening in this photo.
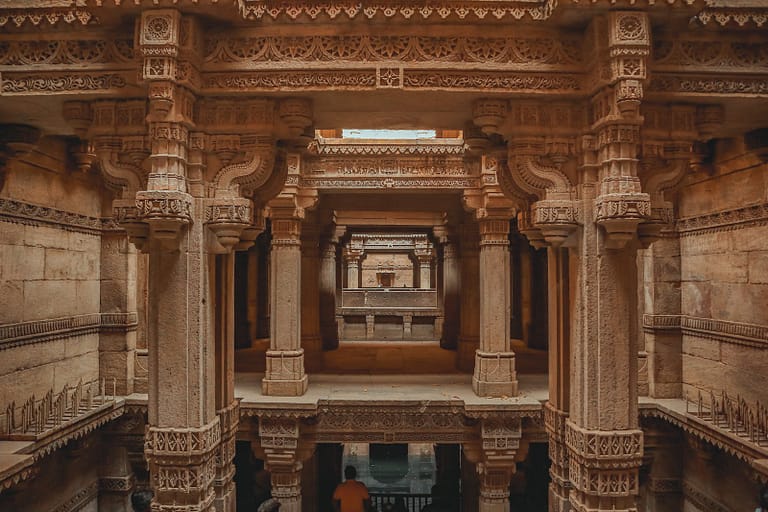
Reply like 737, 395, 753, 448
341, 129, 437, 139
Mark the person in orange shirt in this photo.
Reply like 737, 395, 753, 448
333, 465, 371, 512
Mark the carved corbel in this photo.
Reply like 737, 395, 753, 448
508, 138, 580, 247
206, 139, 275, 253
0, 124, 40, 193
94, 137, 152, 252
472, 99, 508, 135
638, 142, 691, 247
62, 101, 97, 173
278, 98, 313, 139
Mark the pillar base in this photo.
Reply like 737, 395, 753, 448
262, 349, 308, 396
472, 350, 518, 397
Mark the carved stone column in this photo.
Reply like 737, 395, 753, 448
546, 246, 572, 512
99, 231, 138, 395
473, 217, 517, 397
256, 418, 314, 512
98, 443, 135, 512
320, 226, 343, 350
565, 14, 650, 511
301, 218, 322, 368
213, 252, 238, 512
465, 417, 520, 512
415, 248, 433, 289
458, 221, 480, 372
263, 214, 307, 396
642, 420, 683, 512
344, 248, 361, 288
441, 238, 461, 349
263, 153, 317, 396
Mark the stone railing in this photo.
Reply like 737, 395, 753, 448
686, 390, 768, 447
1, 379, 116, 440
341, 288, 438, 309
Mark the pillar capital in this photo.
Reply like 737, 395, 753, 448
477, 218, 510, 245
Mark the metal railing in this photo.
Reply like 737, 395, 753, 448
370, 493, 454, 512
1, 378, 116, 439
686, 390, 768, 446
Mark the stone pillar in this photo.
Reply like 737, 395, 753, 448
213, 252, 238, 512
473, 218, 517, 397
256, 418, 314, 512
458, 221, 480, 372
301, 219, 322, 368
403, 313, 413, 338
99, 231, 138, 395
642, 236, 682, 398
344, 248, 361, 288
365, 314, 375, 340
441, 240, 460, 349
263, 214, 307, 396
545, 247, 571, 512
464, 417, 520, 512
642, 421, 683, 512
98, 444, 135, 512
566, 14, 650, 511
416, 250, 433, 289
246, 247, 260, 343
320, 228, 343, 350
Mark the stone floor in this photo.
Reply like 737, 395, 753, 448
235, 373, 549, 409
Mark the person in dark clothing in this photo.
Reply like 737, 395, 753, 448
130, 490, 153, 512
420, 485, 448, 512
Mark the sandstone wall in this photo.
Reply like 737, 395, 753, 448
675, 139, 768, 406
0, 138, 114, 407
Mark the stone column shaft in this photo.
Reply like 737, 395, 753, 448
567, 181, 643, 512
263, 217, 307, 396
473, 218, 517, 397
458, 223, 480, 372
546, 247, 572, 512
442, 241, 460, 349
301, 228, 322, 366
319, 240, 339, 349
246, 248, 260, 342
345, 253, 360, 288
213, 254, 237, 512
98, 444, 135, 512
99, 232, 138, 395
419, 257, 432, 289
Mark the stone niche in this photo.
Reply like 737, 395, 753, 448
361, 252, 414, 288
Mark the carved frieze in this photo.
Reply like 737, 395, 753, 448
236, 0, 551, 21
204, 33, 582, 67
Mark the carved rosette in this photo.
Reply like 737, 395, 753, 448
144, 419, 221, 512
608, 12, 650, 117
565, 421, 643, 511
